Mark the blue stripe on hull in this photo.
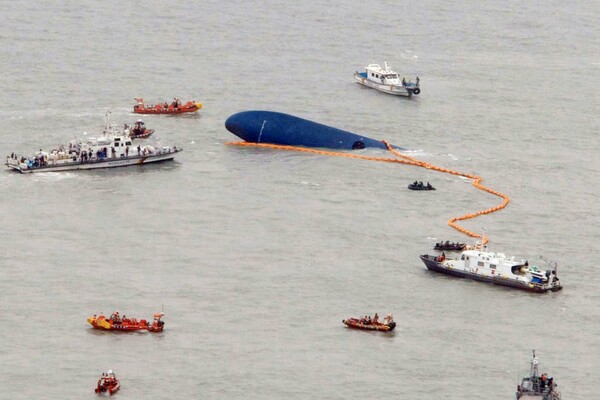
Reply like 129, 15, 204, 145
225, 111, 403, 150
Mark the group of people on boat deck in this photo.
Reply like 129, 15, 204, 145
109, 311, 122, 324
97, 370, 117, 387
9, 152, 48, 168
412, 181, 433, 188
516, 373, 555, 397
359, 313, 379, 324
100, 370, 116, 379
359, 313, 394, 325
131, 119, 146, 135
156, 98, 183, 110
435, 240, 462, 248
400, 76, 420, 86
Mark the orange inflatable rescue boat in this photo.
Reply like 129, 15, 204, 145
95, 370, 120, 395
88, 311, 165, 332
342, 313, 396, 332
133, 97, 202, 114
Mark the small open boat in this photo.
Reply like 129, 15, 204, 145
88, 311, 165, 332
127, 120, 154, 139
133, 97, 202, 114
95, 370, 120, 395
408, 181, 435, 190
342, 314, 395, 332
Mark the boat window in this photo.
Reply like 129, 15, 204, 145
126, 141, 132, 146
478, 261, 484, 267
461, 254, 465, 260
490, 264, 497, 269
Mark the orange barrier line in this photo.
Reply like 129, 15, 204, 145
226, 140, 511, 244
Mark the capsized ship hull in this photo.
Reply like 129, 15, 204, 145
225, 111, 403, 150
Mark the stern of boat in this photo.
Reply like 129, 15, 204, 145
5, 157, 24, 173
407, 86, 420, 96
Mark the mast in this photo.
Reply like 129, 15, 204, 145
481, 227, 487, 251
530, 349, 539, 378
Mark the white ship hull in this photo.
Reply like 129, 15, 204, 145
6, 150, 180, 174
354, 72, 413, 96
420, 253, 563, 293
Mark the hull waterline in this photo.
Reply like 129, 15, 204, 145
7, 151, 180, 174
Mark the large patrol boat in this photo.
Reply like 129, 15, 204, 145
5, 114, 181, 173
419, 240, 563, 293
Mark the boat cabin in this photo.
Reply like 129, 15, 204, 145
364, 63, 402, 85
459, 250, 503, 272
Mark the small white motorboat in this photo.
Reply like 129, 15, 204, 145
354, 62, 420, 97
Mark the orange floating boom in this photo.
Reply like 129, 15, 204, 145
226, 140, 510, 244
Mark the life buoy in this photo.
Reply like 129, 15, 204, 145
413, 88, 421, 95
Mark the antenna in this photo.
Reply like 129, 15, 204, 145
481, 227, 487, 251
530, 349, 539, 379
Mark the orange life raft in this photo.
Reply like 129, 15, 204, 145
342, 316, 396, 332
95, 371, 120, 395
133, 98, 202, 114
87, 312, 165, 332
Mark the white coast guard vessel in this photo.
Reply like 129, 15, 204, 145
419, 236, 563, 293
354, 62, 420, 97
515, 350, 561, 399
5, 114, 181, 174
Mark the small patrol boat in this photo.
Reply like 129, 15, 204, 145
354, 62, 420, 97
515, 350, 561, 399
342, 314, 395, 332
419, 237, 563, 293
87, 311, 165, 333
5, 114, 181, 173
95, 370, 120, 395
